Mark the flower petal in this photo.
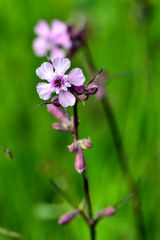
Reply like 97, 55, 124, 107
52, 58, 70, 75
51, 20, 71, 49
50, 47, 65, 61
58, 91, 76, 107
36, 82, 52, 100
55, 34, 71, 49
51, 20, 67, 37
34, 20, 50, 38
32, 38, 49, 57
68, 68, 85, 86
36, 62, 54, 81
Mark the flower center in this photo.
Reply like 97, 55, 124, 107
54, 77, 64, 88
51, 75, 71, 94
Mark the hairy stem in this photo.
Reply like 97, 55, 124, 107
83, 44, 147, 240
73, 102, 96, 240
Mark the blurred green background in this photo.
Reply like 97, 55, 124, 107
0, 0, 160, 239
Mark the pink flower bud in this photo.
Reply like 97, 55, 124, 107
52, 122, 67, 131
68, 142, 77, 153
75, 148, 85, 173
101, 206, 116, 217
47, 103, 68, 123
58, 210, 79, 225
82, 138, 92, 149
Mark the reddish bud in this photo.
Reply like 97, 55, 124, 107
58, 210, 79, 225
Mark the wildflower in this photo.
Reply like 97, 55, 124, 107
58, 210, 79, 225
33, 20, 71, 59
36, 57, 85, 107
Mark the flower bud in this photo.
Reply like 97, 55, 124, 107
68, 142, 77, 153
82, 138, 92, 148
58, 210, 79, 225
52, 123, 67, 131
72, 85, 85, 95
78, 138, 92, 150
47, 103, 68, 123
100, 206, 116, 217
75, 148, 85, 173
85, 83, 98, 95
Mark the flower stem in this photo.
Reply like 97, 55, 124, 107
83, 43, 147, 240
90, 226, 96, 240
82, 172, 93, 219
82, 171, 96, 240
73, 102, 79, 139
73, 102, 96, 240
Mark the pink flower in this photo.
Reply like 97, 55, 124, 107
36, 58, 85, 107
33, 20, 71, 59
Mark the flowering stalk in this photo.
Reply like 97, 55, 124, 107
33, 21, 135, 239
73, 102, 96, 240
83, 43, 147, 240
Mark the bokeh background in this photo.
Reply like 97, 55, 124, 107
0, 0, 160, 239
